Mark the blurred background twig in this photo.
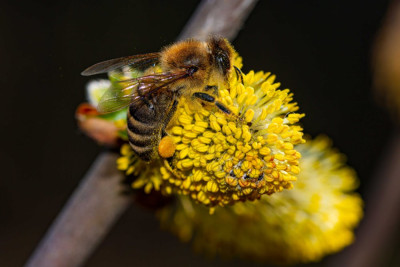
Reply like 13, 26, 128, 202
330, 1, 400, 266
329, 130, 400, 267
25, 0, 258, 266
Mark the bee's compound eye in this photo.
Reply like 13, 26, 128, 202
216, 53, 230, 71
158, 136, 176, 159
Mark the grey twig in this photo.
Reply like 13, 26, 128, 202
26, 153, 130, 267
329, 130, 400, 267
178, 0, 258, 41
25, 0, 258, 266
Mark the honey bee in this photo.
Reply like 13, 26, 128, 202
82, 37, 242, 162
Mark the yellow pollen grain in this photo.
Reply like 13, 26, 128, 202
266, 74, 276, 84
183, 103, 193, 115
259, 108, 268, 121
230, 85, 237, 99
180, 159, 193, 169
183, 124, 194, 131
245, 71, 254, 84
202, 131, 215, 139
178, 114, 192, 125
237, 92, 247, 105
291, 165, 300, 174
225, 95, 233, 106
228, 122, 237, 132
233, 168, 243, 178
195, 121, 208, 128
241, 161, 251, 172
172, 136, 181, 143
237, 83, 245, 95
242, 188, 253, 195
192, 125, 206, 133
235, 150, 245, 160
252, 142, 261, 150
179, 148, 189, 159
225, 176, 238, 186
116, 157, 129, 170
205, 153, 215, 160
215, 171, 226, 179
276, 164, 287, 170
216, 116, 227, 125
182, 178, 191, 189
242, 129, 252, 143
198, 136, 211, 144
197, 191, 206, 202
191, 138, 202, 147
195, 144, 209, 153
202, 174, 211, 182
181, 137, 192, 144
206, 180, 219, 193
244, 109, 255, 122
192, 170, 202, 182
227, 136, 237, 144
227, 146, 236, 155
238, 178, 250, 188
222, 125, 232, 135
245, 86, 254, 95
200, 109, 210, 117
126, 166, 134, 175
234, 128, 242, 139
183, 131, 198, 139
283, 142, 294, 150
210, 120, 221, 132
194, 113, 203, 122
246, 95, 258, 106
215, 133, 226, 142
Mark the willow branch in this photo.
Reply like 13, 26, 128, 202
329, 2, 400, 265
178, 0, 258, 41
26, 152, 129, 267
329, 130, 400, 267
25, 1, 258, 267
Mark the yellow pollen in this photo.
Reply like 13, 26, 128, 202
158, 136, 176, 159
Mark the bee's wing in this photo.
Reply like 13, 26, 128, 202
97, 71, 187, 113
96, 85, 136, 113
81, 52, 160, 76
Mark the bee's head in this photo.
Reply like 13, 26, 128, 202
207, 36, 234, 80
160, 39, 211, 88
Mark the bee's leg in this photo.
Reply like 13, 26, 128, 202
193, 92, 234, 117
160, 99, 179, 160
234, 66, 244, 84
161, 99, 179, 137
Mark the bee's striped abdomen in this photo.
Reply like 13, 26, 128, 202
127, 93, 176, 162
127, 104, 162, 162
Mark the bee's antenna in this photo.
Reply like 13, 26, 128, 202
234, 66, 244, 84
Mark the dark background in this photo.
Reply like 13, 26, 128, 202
0, 0, 396, 266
